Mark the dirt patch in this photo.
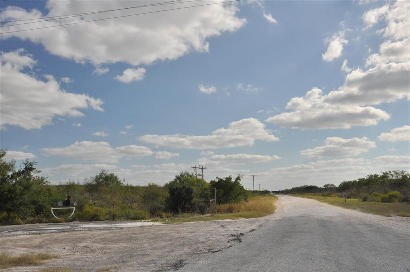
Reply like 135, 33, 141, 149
0, 214, 277, 272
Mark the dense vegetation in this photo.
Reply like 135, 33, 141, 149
276, 170, 410, 203
210, 176, 248, 204
0, 150, 249, 224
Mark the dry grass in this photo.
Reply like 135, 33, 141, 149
0, 253, 55, 269
215, 195, 277, 217
297, 194, 410, 217
37, 266, 117, 272
38, 268, 76, 272
165, 195, 277, 224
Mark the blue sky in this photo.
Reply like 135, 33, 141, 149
0, 0, 409, 190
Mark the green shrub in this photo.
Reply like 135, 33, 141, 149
368, 192, 382, 202
107, 207, 122, 220
321, 192, 332, 197
112, 205, 149, 220
381, 191, 402, 203
361, 194, 369, 202
166, 172, 210, 214
141, 184, 167, 216
126, 209, 149, 220
0, 212, 7, 222
210, 176, 247, 204
157, 211, 172, 218
380, 195, 389, 203
77, 204, 106, 221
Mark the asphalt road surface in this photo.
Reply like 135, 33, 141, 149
182, 195, 410, 272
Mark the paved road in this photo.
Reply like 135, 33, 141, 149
182, 195, 410, 272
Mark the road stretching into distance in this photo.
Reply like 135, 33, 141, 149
183, 196, 410, 272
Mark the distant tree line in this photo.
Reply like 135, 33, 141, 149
0, 150, 248, 224
275, 170, 410, 203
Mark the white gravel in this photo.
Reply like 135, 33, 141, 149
0, 214, 274, 271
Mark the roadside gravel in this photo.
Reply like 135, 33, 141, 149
0, 213, 276, 271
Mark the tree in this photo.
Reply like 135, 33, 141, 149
142, 183, 167, 216
0, 150, 51, 221
86, 170, 123, 220
88, 170, 123, 187
210, 176, 247, 204
323, 184, 336, 192
166, 172, 210, 213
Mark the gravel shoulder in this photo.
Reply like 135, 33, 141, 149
0, 209, 278, 271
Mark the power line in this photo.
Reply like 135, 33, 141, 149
3, 0, 206, 27
191, 165, 198, 178
191, 164, 206, 179
0, 0, 238, 35
250, 174, 256, 191
198, 165, 206, 180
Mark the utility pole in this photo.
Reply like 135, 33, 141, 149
251, 175, 256, 191
198, 165, 207, 180
191, 165, 198, 178
214, 188, 217, 205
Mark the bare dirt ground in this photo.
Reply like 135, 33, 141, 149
0, 214, 276, 271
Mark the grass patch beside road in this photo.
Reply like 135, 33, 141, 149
38, 266, 118, 272
0, 253, 55, 269
163, 195, 277, 224
296, 194, 410, 217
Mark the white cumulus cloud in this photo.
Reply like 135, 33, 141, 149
266, 88, 389, 129
263, 13, 277, 24
374, 155, 410, 167
115, 68, 146, 83
199, 84, 216, 94
268, 2, 410, 130
93, 131, 108, 137
237, 83, 260, 93
378, 125, 410, 142
300, 137, 376, 159
60, 77, 72, 83
325, 62, 410, 106
139, 118, 279, 149
341, 59, 352, 73
42, 141, 153, 163
93, 66, 109, 75
200, 153, 280, 165
0, 49, 103, 130
5, 151, 36, 161
155, 151, 180, 160
0, 1, 245, 66
362, 5, 388, 28
322, 31, 348, 62
200, 151, 215, 156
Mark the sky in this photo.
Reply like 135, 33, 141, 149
0, 0, 409, 190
